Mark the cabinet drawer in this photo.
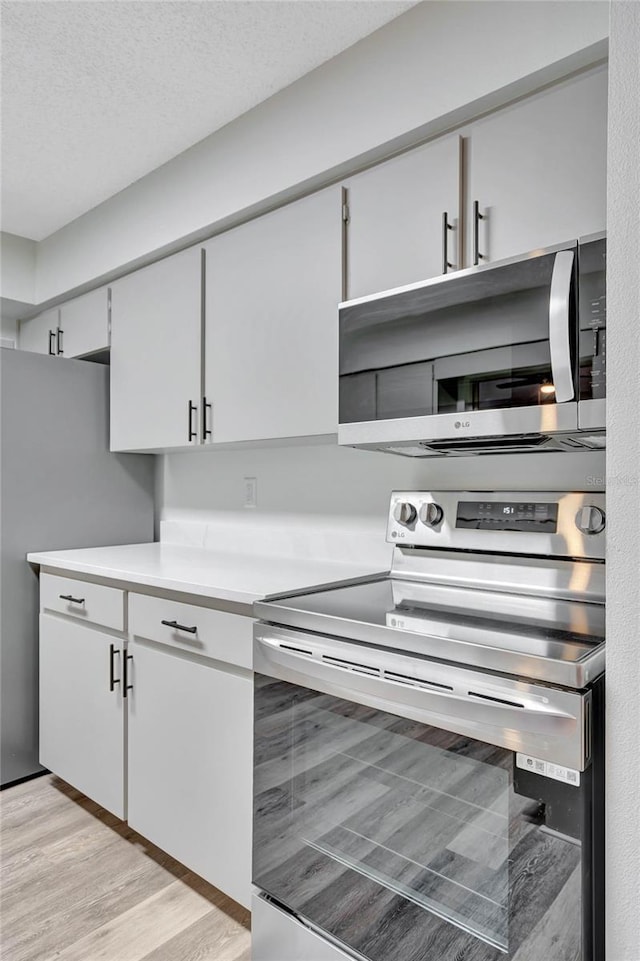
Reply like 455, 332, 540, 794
41, 573, 124, 632
129, 593, 252, 670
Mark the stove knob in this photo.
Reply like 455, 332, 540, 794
419, 502, 444, 527
575, 505, 606, 535
394, 501, 417, 526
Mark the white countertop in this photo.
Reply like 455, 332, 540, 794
27, 542, 384, 609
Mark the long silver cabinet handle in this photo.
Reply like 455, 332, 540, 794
254, 632, 590, 770
548, 250, 576, 403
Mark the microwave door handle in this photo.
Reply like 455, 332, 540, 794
548, 250, 575, 403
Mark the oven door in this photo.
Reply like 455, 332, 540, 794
338, 244, 578, 450
253, 627, 601, 961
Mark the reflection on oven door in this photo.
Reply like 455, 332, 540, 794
253, 675, 586, 961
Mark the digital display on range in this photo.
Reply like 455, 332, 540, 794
456, 501, 559, 532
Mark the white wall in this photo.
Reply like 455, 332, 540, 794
35, 0, 608, 302
0, 232, 36, 303
160, 445, 605, 562
606, 3, 640, 958
1, 232, 37, 344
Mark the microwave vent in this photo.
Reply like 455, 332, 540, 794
379, 434, 554, 456
424, 434, 549, 453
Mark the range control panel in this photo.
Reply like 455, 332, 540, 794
386, 491, 606, 560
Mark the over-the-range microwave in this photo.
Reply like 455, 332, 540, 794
338, 234, 606, 457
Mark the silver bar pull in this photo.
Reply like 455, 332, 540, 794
441, 212, 455, 274
548, 250, 575, 403
473, 200, 484, 266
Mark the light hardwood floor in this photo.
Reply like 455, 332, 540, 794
0, 774, 251, 961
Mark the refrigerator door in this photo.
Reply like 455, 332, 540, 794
0, 348, 154, 785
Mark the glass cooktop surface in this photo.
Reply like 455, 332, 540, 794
262, 577, 604, 665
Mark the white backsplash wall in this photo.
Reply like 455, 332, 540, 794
159, 444, 605, 564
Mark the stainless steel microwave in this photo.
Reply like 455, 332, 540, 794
338, 235, 606, 457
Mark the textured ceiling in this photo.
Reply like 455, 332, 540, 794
1, 0, 417, 241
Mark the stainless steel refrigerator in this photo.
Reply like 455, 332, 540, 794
0, 347, 155, 786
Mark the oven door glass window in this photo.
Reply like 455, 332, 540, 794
339, 249, 575, 425
254, 676, 588, 961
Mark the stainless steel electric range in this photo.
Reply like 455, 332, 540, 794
251, 491, 605, 961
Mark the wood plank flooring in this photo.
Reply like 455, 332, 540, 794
0, 774, 251, 961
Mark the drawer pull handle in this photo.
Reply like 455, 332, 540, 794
60, 594, 85, 604
161, 619, 197, 634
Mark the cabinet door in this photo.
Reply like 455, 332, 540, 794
18, 308, 59, 355
466, 66, 607, 265
128, 640, 252, 908
204, 187, 342, 444
345, 136, 461, 299
110, 247, 202, 451
59, 287, 109, 358
39, 613, 125, 818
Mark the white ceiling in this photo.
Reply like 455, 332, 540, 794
1, 0, 417, 241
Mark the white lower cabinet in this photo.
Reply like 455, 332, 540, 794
39, 612, 125, 818
127, 639, 253, 908
39, 578, 254, 909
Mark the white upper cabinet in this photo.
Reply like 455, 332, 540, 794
110, 247, 203, 451
464, 66, 608, 265
204, 186, 342, 444
18, 308, 60, 355
344, 135, 462, 300
19, 289, 109, 358
58, 287, 110, 358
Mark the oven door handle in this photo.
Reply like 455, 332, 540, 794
254, 632, 590, 770
548, 249, 575, 403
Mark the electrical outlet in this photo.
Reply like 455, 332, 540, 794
243, 476, 257, 509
